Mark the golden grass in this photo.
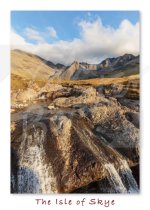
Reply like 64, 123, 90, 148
50, 74, 139, 87
11, 73, 139, 91
11, 74, 47, 90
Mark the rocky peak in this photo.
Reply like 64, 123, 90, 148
98, 54, 137, 70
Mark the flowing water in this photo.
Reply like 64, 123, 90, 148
119, 160, 139, 193
74, 120, 139, 194
104, 163, 127, 193
98, 161, 139, 193
11, 105, 139, 194
12, 125, 58, 194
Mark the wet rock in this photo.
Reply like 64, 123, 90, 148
125, 112, 139, 129
91, 99, 139, 163
11, 79, 139, 194
11, 109, 139, 193
48, 105, 55, 110
54, 87, 96, 107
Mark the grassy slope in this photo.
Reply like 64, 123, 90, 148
11, 50, 55, 80
11, 74, 47, 90
50, 74, 139, 86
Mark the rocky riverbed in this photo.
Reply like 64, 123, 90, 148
11, 76, 140, 193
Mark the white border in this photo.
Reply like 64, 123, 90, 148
0, 0, 150, 210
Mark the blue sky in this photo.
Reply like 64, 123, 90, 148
11, 11, 140, 64
11, 11, 139, 44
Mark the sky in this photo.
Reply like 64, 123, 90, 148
11, 11, 140, 65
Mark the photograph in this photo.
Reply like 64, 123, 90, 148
11, 11, 140, 194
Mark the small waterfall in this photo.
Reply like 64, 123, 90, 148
17, 166, 40, 193
120, 160, 139, 193
104, 163, 127, 193
74, 119, 139, 194
13, 124, 58, 194
99, 161, 139, 193
11, 114, 139, 194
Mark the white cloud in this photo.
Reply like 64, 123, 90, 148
11, 18, 140, 65
47, 27, 57, 38
11, 29, 33, 51
78, 18, 139, 58
24, 27, 44, 43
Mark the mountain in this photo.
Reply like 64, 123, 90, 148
38, 57, 66, 70
58, 54, 139, 80
98, 54, 136, 69
97, 54, 139, 78
11, 50, 56, 80
11, 50, 139, 82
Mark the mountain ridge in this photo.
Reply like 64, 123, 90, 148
11, 49, 139, 81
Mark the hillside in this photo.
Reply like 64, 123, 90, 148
11, 50, 56, 80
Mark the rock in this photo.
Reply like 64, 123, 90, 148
12, 110, 136, 193
11, 122, 16, 133
118, 98, 139, 112
11, 109, 16, 113
48, 105, 55, 110
54, 86, 96, 107
90, 98, 139, 163
11, 76, 139, 194
125, 112, 139, 129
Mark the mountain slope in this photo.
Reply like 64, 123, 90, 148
11, 50, 56, 80
98, 54, 139, 78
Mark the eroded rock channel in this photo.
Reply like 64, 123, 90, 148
11, 77, 139, 193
